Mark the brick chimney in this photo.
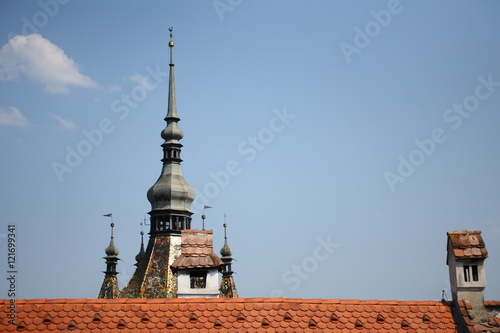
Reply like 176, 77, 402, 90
446, 230, 488, 320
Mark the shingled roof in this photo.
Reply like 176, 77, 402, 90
171, 230, 223, 270
1, 297, 460, 332
456, 299, 500, 333
447, 230, 488, 260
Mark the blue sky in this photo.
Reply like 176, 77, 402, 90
0, 1, 499, 302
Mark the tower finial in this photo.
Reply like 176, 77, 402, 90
105, 222, 119, 257
168, 27, 174, 65
220, 221, 233, 258
103, 214, 119, 257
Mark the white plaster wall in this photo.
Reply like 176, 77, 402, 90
454, 260, 486, 290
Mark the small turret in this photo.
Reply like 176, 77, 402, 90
219, 223, 238, 298
98, 221, 120, 299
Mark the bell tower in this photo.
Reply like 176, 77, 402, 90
121, 29, 197, 298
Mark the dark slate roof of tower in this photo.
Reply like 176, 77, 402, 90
220, 223, 233, 258
104, 223, 119, 257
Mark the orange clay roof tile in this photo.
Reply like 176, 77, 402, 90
0, 297, 469, 332
457, 299, 500, 332
448, 230, 488, 260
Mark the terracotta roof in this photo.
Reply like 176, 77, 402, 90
456, 299, 500, 333
171, 230, 223, 270
1, 298, 459, 332
447, 230, 488, 260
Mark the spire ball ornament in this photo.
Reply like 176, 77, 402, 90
169, 27, 174, 47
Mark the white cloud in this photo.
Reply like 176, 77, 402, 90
129, 74, 154, 90
0, 106, 30, 127
0, 34, 98, 94
50, 113, 76, 130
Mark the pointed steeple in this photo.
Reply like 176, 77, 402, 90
98, 222, 120, 299
220, 223, 233, 258
105, 222, 119, 257
146, 27, 195, 234
134, 230, 145, 266
219, 223, 238, 298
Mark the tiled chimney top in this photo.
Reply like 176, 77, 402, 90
447, 230, 488, 260
171, 230, 223, 270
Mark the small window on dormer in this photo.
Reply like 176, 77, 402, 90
472, 265, 479, 281
464, 265, 470, 282
190, 271, 207, 288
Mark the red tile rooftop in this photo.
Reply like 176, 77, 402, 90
1, 297, 460, 332
457, 299, 500, 333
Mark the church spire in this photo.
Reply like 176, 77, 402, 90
219, 222, 238, 298
122, 30, 197, 298
146, 27, 195, 234
98, 221, 120, 299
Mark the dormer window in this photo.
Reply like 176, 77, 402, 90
190, 271, 207, 289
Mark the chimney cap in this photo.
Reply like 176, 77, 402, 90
447, 230, 488, 260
